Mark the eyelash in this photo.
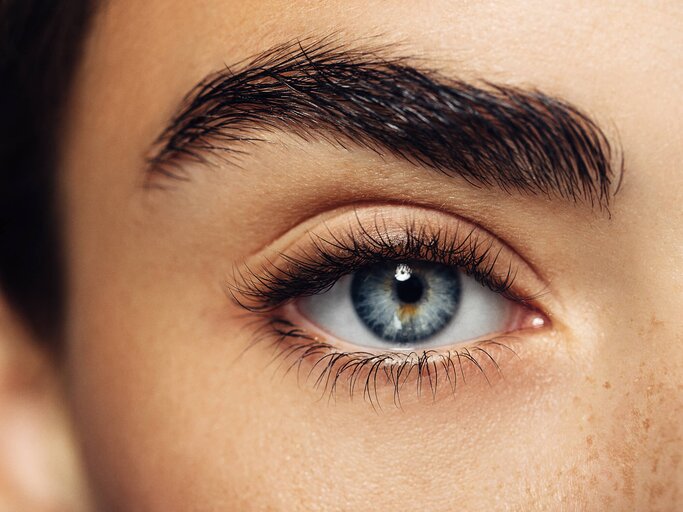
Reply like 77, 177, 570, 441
231, 221, 529, 309
246, 316, 520, 408
228, 220, 536, 406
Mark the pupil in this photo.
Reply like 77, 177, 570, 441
395, 275, 424, 304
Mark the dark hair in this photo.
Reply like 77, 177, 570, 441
0, 1, 96, 340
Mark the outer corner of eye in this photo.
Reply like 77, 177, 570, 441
294, 261, 548, 351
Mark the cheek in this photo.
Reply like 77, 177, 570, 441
64, 261, 246, 508
61, 193, 237, 508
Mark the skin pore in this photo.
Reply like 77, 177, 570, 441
3, 0, 680, 510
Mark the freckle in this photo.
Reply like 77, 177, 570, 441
650, 483, 666, 500
643, 418, 651, 431
603, 381, 611, 389
586, 435, 593, 447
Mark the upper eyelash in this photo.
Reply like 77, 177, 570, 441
228, 219, 527, 313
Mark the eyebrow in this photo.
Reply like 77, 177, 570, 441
147, 38, 622, 209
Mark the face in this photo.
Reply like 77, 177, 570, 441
57, 1, 682, 510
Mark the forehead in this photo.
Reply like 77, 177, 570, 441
84, 1, 680, 94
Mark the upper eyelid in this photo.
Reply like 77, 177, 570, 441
226, 204, 551, 312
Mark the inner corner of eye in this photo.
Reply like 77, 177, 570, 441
281, 261, 545, 351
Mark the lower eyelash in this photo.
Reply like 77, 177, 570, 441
246, 316, 520, 409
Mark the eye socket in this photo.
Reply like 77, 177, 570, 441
229, 206, 551, 403
297, 260, 528, 350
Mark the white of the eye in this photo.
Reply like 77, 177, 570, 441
298, 271, 511, 350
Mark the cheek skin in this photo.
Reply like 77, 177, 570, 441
59, 0, 683, 510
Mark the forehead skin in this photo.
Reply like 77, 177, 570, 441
60, 1, 682, 510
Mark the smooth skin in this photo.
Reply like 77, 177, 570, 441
1, 1, 682, 510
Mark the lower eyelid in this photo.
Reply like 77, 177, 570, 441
251, 313, 542, 406
232, 297, 550, 407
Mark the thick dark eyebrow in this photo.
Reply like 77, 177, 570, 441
147, 38, 621, 208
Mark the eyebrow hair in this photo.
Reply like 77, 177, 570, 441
147, 38, 622, 209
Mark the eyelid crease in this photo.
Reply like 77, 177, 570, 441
226, 205, 551, 314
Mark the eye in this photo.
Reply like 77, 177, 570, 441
297, 261, 525, 350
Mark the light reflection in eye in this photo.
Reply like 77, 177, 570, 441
394, 263, 412, 281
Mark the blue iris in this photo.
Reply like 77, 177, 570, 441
350, 262, 462, 344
